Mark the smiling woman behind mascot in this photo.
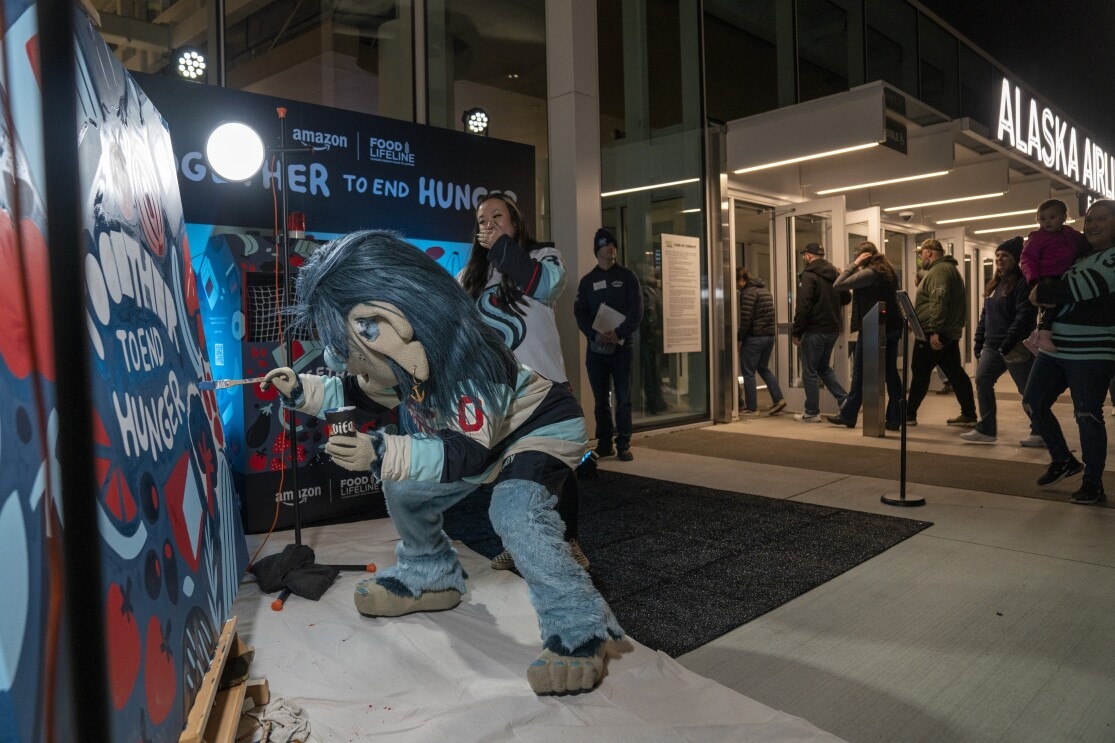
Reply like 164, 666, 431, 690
1022, 198, 1115, 505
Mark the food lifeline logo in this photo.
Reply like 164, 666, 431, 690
368, 136, 415, 166
996, 78, 1114, 198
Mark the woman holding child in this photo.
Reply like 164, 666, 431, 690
1022, 198, 1115, 505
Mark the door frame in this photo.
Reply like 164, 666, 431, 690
772, 196, 849, 414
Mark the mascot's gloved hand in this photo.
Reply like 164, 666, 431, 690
326, 431, 378, 472
261, 367, 305, 408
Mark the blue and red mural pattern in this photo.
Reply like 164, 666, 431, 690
0, 6, 247, 742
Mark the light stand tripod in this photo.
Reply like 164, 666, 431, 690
882, 290, 926, 507
260, 108, 374, 607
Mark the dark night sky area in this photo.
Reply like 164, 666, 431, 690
917, 0, 1115, 141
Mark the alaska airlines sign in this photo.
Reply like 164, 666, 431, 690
996, 78, 1114, 198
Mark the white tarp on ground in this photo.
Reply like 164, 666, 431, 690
235, 519, 844, 742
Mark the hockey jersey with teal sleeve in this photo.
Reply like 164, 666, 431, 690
1037, 246, 1115, 361
376, 366, 587, 484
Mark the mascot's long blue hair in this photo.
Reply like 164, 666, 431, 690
293, 229, 518, 430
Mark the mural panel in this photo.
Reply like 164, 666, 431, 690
0, 6, 248, 742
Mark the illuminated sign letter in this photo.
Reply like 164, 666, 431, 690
996, 78, 1015, 148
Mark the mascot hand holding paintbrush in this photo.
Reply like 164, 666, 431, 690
262, 230, 622, 694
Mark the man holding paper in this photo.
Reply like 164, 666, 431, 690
574, 228, 644, 461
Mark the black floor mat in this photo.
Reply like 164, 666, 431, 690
444, 469, 932, 657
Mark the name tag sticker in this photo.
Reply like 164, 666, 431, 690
593, 280, 606, 291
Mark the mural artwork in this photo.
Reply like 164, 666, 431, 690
0, 6, 248, 742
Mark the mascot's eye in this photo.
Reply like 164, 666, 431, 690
355, 318, 381, 342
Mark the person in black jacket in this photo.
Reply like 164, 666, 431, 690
574, 228, 643, 461
737, 266, 786, 416
960, 236, 1039, 446
791, 242, 850, 421
827, 242, 905, 430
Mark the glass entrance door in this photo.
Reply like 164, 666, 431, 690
772, 196, 849, 414
935, 226, 979, 375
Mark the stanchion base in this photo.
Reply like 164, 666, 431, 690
881, 494, 926, 507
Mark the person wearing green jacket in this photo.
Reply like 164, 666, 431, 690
906, 238, 977, 426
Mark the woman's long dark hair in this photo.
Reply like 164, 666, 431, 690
460, 192, 535, 315
856, 242, 897, 285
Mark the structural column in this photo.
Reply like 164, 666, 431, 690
546, 0, 602, 411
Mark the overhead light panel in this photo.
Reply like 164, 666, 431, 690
935, 208, 1033, 225
974, 218, 1074, 235
884, 191, 1005, 211
602, 178, 699, 198
816, 170, 949, 195
733, 142, 878, 174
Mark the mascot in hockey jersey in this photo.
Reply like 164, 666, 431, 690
262, 230, 622, 694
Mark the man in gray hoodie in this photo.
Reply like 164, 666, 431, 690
791, 242, 850, 421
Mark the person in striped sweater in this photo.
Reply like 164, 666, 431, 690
1022, 199, 1115, 504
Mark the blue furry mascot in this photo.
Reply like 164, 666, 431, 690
262, 230, 623, 694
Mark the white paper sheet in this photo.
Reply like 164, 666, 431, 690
234, 520, 843, 742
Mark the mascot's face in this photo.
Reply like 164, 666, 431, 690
340, 301, 430, 390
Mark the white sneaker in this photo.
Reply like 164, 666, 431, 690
960, 429, 996, 444
794, 413, 822, 423
1019, 434, 1045, 448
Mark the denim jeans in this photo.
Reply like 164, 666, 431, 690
1022, 354, 1115, 481
739, 335, 783, 411
973, 348, 1034, 437
907, 336, 976, 419
840, 327, 904, 427
799, 331, 846, 416
586, 347, 634, 450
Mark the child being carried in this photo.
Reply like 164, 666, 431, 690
1020, 198, 1088, 355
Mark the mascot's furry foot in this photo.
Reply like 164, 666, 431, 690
527, 647, 606, 695
354, 577, 461, 617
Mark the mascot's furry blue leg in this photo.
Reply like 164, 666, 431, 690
353, 479, 475, 616
490, 479, 623, 694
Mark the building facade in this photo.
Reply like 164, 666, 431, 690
94, 0, 1113, 428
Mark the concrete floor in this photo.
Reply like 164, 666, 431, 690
609, 391, 1115, 743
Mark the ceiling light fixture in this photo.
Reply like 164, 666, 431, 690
883, 191, 1006, 211
935, 208, 1033, 225
176, 49, 207, 80
816, 170, 950, 195
461, 107, 489, 136
733, 142, 878, 174
601, 177, 700, 198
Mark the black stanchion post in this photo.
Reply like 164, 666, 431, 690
883, 291, 926, 507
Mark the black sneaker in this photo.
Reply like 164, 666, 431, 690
826, 414, 854, 428
594, 443, 615, 458
1037, 456, 1084, 487
905, 416, 918, 427
617, 448, 634, 462
947, 414, 978, 427
885, 421, 901, 431
1070, 479, 1106, 505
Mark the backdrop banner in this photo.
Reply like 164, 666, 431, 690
135, 73, 536, 242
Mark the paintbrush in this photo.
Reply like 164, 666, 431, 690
198, 376, 268, 391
